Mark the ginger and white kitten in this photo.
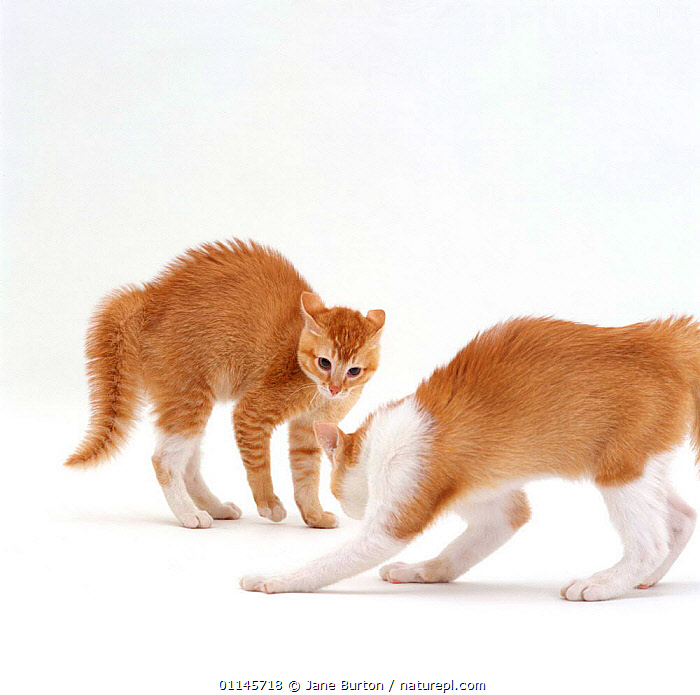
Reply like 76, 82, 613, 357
65, 240, 385, 529
241, 316, 699, 600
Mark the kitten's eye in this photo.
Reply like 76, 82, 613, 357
347, 367, 361, 377
318, 357, 332, 371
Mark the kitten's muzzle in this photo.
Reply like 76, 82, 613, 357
317, 384, 348, 400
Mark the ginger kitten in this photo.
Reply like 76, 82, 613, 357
65, 240, 385, 529
241, 316, 699, 600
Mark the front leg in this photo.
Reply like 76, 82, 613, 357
233, 396, 286, 523
240, 526, 406, 593
288, 416, 338, 529
380, 488, 531, 584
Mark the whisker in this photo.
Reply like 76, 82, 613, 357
289, 383, 318, 397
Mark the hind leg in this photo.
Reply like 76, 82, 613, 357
637, 488, 696, 589
151, 390, 215, 528
184, 445, 242, 520
562, 459, 671, 601
152, 431, 212, 528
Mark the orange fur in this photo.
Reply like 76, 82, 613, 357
65, 239, 384, 527
64, 285, 146, 466
508, 490, 532, 531
151, 455, 171, 487
330, 316, 700, 541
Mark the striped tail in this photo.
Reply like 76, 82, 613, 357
64, 285, 145, 467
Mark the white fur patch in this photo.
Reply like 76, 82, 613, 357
357, 397, 434, 531
153, 430, 213, 528
340, 461, 369, 519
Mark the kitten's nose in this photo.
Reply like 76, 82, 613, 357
329, 385, 340, 396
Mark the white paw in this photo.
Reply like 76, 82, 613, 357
560, 577, 624, 602
239, 574, 291, 594
257, 503, 287, 523
636, 566, 664, 590
380, 561, 412, 583
379, 561, 449, 584
180, 510, 213, 529
213, 502, 242, 520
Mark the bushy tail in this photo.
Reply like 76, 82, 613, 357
680, 318, 700, 468
64, 285, 146, 468
691, 377, 700, 469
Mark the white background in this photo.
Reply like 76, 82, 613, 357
2, 2, 699, 694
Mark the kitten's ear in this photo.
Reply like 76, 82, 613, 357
300, 292, 326, 334
313, 422, 347, 464
366, 309, 385, 332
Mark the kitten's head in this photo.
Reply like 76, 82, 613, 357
297, 292, 385, 401
313, 422, 368, 519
